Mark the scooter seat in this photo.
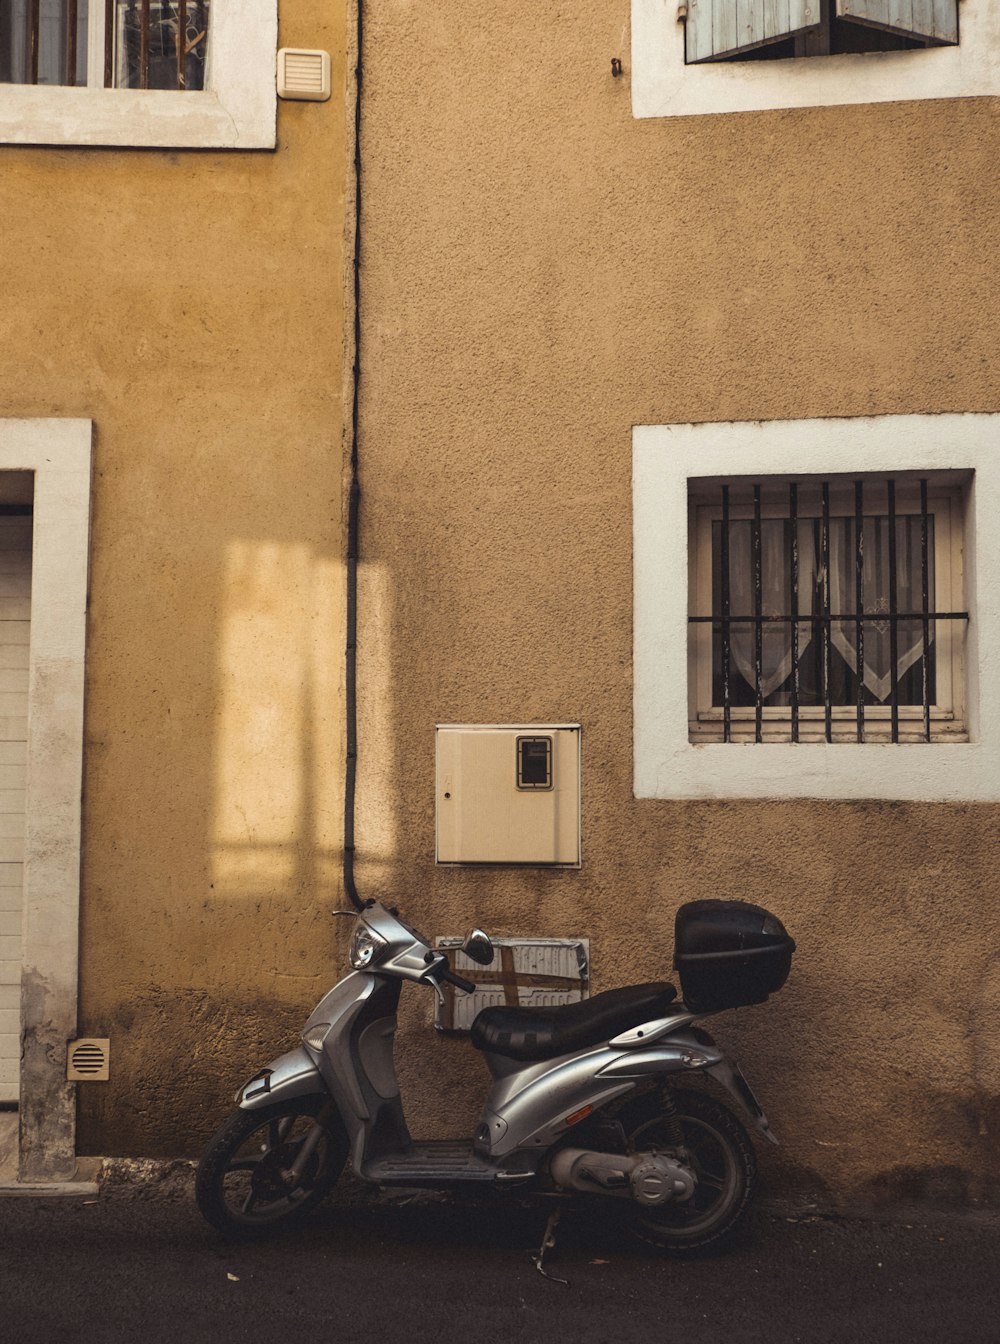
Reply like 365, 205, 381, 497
469, 982, 678, 1062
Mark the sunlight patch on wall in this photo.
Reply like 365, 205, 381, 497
356, 561, 397, 871
212, 541, 344, 899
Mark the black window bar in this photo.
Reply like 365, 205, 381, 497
693, 477, 968, 744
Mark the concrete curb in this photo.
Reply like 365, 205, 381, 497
3, 1156, 999, 1230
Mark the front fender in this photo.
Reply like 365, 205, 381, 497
236, 1047, 329, 1110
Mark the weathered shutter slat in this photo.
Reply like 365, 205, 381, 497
835, 0, 958, 45
686, 0, 820, 62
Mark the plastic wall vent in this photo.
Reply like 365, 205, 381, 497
277, 48, 332, 102
67, 1038, 110, 1082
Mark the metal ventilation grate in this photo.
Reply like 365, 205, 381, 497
276, 48, 331, 102
67, 1038, 111, 1082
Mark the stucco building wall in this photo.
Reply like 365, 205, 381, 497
1, 1, 350, 1161
356, 3, 1000, 1208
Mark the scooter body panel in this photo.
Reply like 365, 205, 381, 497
301, 971, 379, 1127
477, 1032, 751, 1159
303, 972, 412, 1171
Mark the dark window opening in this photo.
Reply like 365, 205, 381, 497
517, 737, 553, 790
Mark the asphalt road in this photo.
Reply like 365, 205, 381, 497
2, 1179, 998, 1344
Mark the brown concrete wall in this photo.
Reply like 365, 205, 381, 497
0, 2, 350, 1155
356, 3, 1000, 1209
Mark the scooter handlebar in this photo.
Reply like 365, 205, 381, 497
437, 965, 477, 995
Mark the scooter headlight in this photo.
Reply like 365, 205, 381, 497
350, 923, 388, 969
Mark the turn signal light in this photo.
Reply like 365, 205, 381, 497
565, 1104, 593, 1127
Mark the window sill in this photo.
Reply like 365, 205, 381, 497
690, 709, 967, 746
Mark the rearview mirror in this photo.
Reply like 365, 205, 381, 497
461, 928, 494, 966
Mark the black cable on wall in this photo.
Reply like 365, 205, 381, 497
343, 0, 364, 911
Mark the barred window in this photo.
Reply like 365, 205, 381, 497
0, 0, 209, 90
688, 473, 969, 744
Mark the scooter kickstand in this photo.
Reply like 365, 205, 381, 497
531, 1207, 569, 1286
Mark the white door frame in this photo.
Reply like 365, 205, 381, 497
0, 420, 91, 1182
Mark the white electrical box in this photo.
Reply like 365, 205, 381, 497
435, 724, 581, 865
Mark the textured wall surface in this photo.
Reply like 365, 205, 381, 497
0, 1, 350, 1158
355, 2, 1000, 1209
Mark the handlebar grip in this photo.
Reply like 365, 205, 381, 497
440, 966, 477, 995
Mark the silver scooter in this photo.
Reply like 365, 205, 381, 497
196, 897, 794, 1257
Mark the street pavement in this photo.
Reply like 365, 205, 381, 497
1, 1175, 998, 1344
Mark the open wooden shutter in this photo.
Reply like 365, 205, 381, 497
685, 0, 821, 64
835, 1, 959, 45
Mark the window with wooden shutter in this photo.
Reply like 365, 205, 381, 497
685, 0, 959, 63
836, 1, 958, 46
685, 0, 821, 64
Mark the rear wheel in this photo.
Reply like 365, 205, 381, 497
195, 1096, 348, 1238
620, 1087, 757, 1253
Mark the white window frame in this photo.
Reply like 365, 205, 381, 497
687, 477, 966, 744
631, 0, 1000, 119
632, 413, 1000, 801
0, 0, 276, 148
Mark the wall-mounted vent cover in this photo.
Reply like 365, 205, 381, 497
277, 48, 332, 102
67, 1038, 110, 1082
434, 938, 589, 1033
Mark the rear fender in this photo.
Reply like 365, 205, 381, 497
704, 1053, 778, 1145
596, 1030, 778, 1144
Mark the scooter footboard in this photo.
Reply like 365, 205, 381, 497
236, 1047, 329, 1110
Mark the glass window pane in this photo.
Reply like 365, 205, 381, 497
113, 1, 209, 91
1, 0, 88, 86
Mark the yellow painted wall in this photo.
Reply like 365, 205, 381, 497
355, 3, 1000, 1210
0, 1, 350, 1155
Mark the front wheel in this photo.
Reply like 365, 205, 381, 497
195, 1096, 349, 1238
619, 1087, 757, 1253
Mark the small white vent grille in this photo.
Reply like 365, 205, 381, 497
67, 1038, 110, 1082
435, 938, 589, 1032
277, 48, 332, 102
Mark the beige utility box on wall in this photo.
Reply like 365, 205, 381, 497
436, 724, 581, 865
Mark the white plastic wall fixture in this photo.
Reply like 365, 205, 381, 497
277, 48, 332, 103
436, 724, 582, 866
